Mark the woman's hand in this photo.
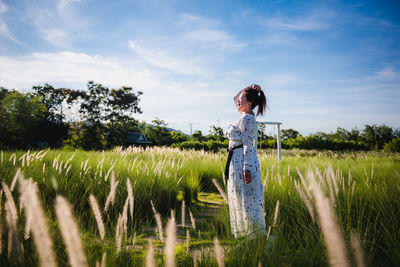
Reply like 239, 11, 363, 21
243, 170, 252, 184
250, 84, 261, 92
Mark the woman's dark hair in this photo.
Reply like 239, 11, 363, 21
243, 86, 267, 116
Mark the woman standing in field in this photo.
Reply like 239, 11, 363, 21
225, 84, 267, 238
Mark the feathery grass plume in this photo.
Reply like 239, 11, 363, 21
89, 194, 105, 240
18, 176, 57, 267
1, 150, 3, 163
181, 200, 185, 227
351, 230, 366, 267
122, 197, 129, 240
104, 172, 119, 212
145, 240, 156, 267
116, 214, 123, 254
212, 179, 228, 204
165, 216, 176, 267
9, 153, 16, 166
296, 167, 312, 198
127, 178, 134, 219
55, 195, 88, 267
294, 180, 315, 223
100, 252, 107, 267
266, 225, 271, 242
186, 230, 190, 252
2, 181, 21, 260
2, 182, 17, 220
43, 163, 46, 173
10, 168, 21, 192
307, 170, 350, 267
150, 200, 164, 242
189, 209, 196, 230
213, 238, 225, 267
5, 198, 21, 261
272, 200, 280, 228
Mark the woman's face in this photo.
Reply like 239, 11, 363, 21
236, 91, 252, 112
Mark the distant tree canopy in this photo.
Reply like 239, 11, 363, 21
0, 81, 143, 149
0, 83, 399, 152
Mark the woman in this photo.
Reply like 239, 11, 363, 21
225, 84, 267, 238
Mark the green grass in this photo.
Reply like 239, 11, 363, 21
0, 148, 399, 266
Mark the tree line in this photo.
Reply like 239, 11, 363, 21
0, 82, 399, 152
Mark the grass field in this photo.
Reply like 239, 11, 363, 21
0, 147, 399, 266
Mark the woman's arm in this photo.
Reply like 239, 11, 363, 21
240, 115, 256, 183
233, 90, 242, 107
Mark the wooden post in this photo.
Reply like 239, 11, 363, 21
277, 123, 281, 162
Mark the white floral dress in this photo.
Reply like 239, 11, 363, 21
226, 113, 266, 238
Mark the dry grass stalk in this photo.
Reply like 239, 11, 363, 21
296, 167, 312, 198
150, 200, 164, 242
18, 177, 57, 267
213, 237, 225, 267
2, 182, 17, 222
294, 180, 315, 223
165, 216, 177, 267
10, 168, 21, 192
189, 210, 196, 230
116, 214, 123, 254
5, 199, 21, 261
89, 194, 105, 239
3, 181, 21, 260
266, 225, 271, 241
186, 230, 190, 252
122, 197, 129, 240
351, 231, 366, 267
127, 178, 134, 219
272, 200, 280, 227
104, 173, 119, 212
55, 195, 88, 267
212, 179, 228, 204
101, 252, 107, 267
308, 171, 350, 267
181, 200, 185, 227
145, 240, 155, 267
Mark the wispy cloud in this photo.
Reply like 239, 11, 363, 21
0, 1, 26, 46
0, 1, 7, 13
58, 0, 82, 13
128, 40, 206, 75
265, 14, 332, 31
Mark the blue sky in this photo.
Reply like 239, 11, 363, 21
0, 0, 399, 135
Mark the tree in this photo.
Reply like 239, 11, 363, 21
64, 81, 143, 149
192, 130, 205, 141
281, 128, 299, 140
208, 125, 225, 141
362, 124, 393, 150
0, 91, 46, 148
171, 131, 189, 143
144, 118, 174, 146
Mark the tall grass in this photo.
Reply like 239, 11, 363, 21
0, 147, 398, 266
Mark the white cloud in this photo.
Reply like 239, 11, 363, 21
0, 1, 7, 14
128, 40, 207, 75
0, 51, 243, 133
263, 9, 334, 32
41, 28, 69, 47
58, 0, 82, 12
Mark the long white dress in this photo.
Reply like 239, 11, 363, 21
226, 113, 266, 238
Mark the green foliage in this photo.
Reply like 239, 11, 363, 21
172, 140, 228, 152
0, 91, 46, 148
383, 137, 400, 152
208, 125, 225, 141
144, 118, 174, 146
